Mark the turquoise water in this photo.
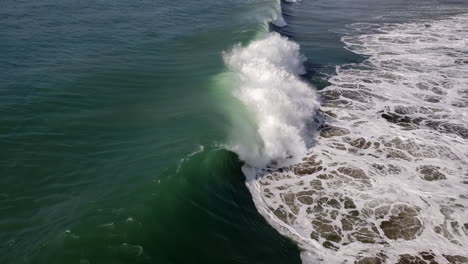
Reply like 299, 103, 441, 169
1, 0, 467, 263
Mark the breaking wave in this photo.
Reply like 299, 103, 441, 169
223, 32, 320, 168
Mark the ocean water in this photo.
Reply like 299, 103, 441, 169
1, 0, 467, 263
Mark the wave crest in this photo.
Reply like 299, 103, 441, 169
223, 33, 319, 168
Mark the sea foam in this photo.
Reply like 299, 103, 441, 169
244, 14, 468, 263
223, 33, 319, 168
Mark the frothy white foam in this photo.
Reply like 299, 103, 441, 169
245, 14, 468, 263
223, 33, 319, 167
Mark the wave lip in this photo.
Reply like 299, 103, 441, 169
223, 32, 320, 168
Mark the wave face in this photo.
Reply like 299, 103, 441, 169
244, 14, 468, 263
223, 32, 319, 168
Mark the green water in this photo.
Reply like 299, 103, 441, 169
33, 149, 301, 264
0, 0, 301, 262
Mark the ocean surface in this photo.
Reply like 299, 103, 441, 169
1, 0, 467, 263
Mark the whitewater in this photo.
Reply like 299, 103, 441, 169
222, 2, 468, 263
224, 33, 320, 168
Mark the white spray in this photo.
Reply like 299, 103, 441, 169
223, 33, 319, 168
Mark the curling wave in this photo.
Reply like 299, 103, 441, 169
223, 32, 320, 168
